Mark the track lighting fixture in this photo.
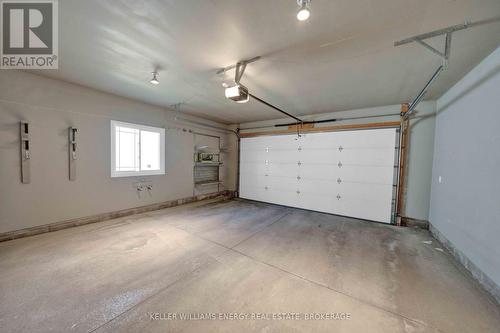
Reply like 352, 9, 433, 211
297, 0, 311, 21
150, 72, 159, 85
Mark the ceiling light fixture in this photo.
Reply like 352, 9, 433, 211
296, 0, 311, 21
150, 72, 159, 85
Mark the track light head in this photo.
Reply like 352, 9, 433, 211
297, 0, 311, 21
150, 72, 159, 85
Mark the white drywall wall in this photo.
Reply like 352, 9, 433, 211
238, 101, 436, 221
0, 71, 237, 233
431, 46, 500, 288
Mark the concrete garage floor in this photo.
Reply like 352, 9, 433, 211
1, 199, 499, 333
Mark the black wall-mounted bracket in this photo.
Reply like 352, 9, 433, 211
20, 121, 30, 184
69, 127, 77, 181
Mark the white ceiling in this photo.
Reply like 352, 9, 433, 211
34, 0, 500, 124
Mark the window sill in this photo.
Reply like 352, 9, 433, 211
111, 170, 165, 178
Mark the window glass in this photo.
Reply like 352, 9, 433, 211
111, 121, 165, 177
140, 130, 160, 170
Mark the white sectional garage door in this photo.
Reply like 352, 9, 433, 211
239, 128, 398, 223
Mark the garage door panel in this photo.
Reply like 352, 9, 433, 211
296, 187, 392, 223
300, 129, 396, 148
338, 188, 394, 223
239, 162, 269, 176
298, 164, 338, 179
239, 128, 397, 224
265, 149, 298, 162
337, 183, 394, 222
298, 148, 395, 166
241, 151, 299, 162
299, 178, 337, 196
297, 150, 339, 163
245, 135, 295, 150
240, 138, 267, 151
241, 174, 299, 191
240, 162, 299, 177
337, 148, 396, 165
297, 192, 336, 213
262, 188, 300, 208
337, 165, 395, 185
268, 136, 297, 149
239, 150, 261, 163
333, 129, 396, 148
239, 174, 268, 190
298, 182, 394, 223
239, 186, 262, 202
242, 187, 299, 208
267, 163, 297, 176
240, 185, 274, 204
239, 150, 266, 163
266, 176, 298, 191
338, 182, 394, 200
297, 165, 394, 185
243, 154, 299, 165
268, 153, 299, 164
338, 202, 391, 223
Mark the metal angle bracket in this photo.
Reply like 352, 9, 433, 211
395, 16, 500, 68
395, 25, 461, 68
398, 30, 453, 68
413, 32, 452, 68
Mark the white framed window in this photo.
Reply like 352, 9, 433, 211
110, 120, 165, 177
